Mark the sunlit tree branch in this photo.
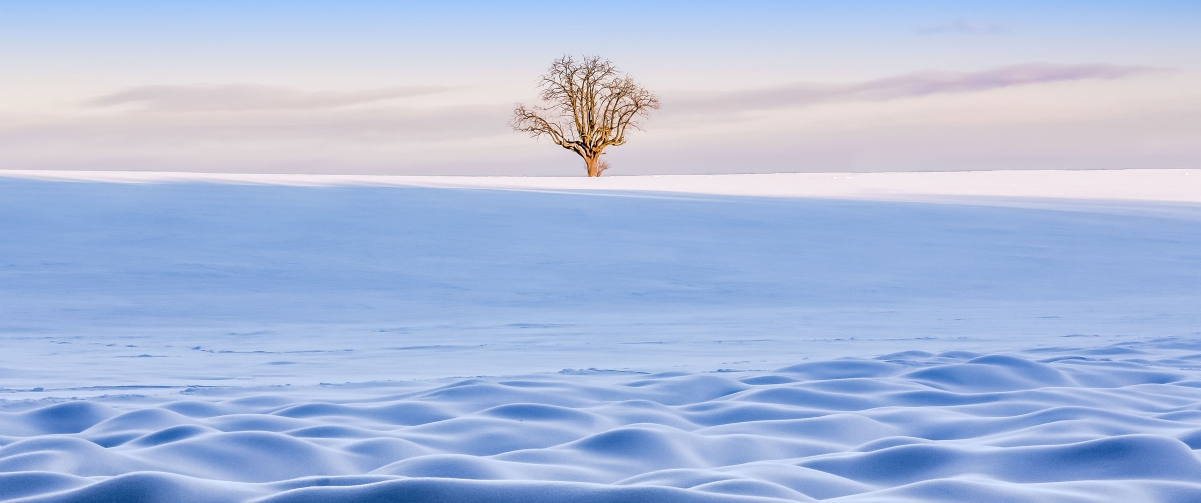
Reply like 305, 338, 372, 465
512, 56, 659, 177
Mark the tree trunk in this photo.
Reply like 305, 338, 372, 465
584, 156, 601, 177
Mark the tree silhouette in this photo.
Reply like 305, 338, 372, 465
512, 56, 659, 177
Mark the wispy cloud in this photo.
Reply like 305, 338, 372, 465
670, 64, 1163, 116
86, 84, 451, 112
0, 102, 519, 173
917, 19, 1005, 36
9, 105, 511, 143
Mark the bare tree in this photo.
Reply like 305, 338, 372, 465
512, 56, 659, 177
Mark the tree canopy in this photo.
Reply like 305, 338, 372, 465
512, 56, 659, 177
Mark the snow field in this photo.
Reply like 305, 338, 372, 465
1, 172, 1200, 502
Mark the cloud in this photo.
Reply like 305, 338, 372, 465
6, 104, 512, 143
0, 102, 523, 173
670, 64, 1164, 116
917, 19, 1005, 35
86, 84, 451, 112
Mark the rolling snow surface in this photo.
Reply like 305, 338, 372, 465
1, 170, 1199, 502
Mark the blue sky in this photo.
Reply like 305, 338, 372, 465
1, 1, 1198, 175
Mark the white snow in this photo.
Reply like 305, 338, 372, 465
2, 168, 1199, 203
1, 170, 1199, 502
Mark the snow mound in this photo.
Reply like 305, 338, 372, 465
3, 344, 1200, 502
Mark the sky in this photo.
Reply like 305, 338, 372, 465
0, 0, 1198, 176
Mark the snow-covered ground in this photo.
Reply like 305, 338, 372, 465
1, 170, 1199, 502
4, 168, 1199, 203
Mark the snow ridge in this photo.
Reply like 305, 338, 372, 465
3, 340, 1200, 502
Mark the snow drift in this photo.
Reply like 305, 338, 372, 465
3, 341, 1201, 502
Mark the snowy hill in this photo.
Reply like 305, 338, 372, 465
1, 170, 1199, 502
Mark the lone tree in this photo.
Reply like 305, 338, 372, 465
512, 56, 659, 177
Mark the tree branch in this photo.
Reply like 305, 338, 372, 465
511, 55, 659, 176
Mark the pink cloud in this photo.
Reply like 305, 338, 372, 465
87, 84, 450, 112
671, 63, 1164, 115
